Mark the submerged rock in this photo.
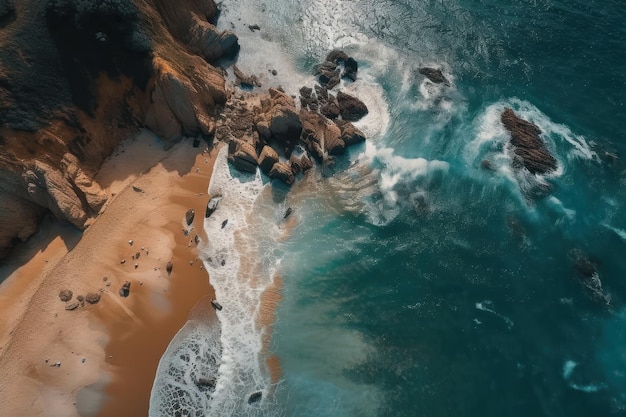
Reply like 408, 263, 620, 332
501, 108, 557, 175
166, 261, 173, 275
419, 67, 448, 84
569, 249, 611, 306
248, 391, 263, 404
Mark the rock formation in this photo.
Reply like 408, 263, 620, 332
218, 51, 369, 185
0, 0, 237, 257
501, 108, 557, 175
419, 67, 448, 84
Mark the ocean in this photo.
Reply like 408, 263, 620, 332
149, 0, 626, 416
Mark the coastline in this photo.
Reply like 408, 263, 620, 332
0, 131, 219, 417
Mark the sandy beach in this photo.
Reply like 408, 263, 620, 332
0, 131, 219, 417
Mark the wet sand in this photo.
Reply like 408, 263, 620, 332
0, 132, 220, 417
92, 144, 220, 417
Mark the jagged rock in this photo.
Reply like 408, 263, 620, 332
166, 261, 173, 275
85, 292, 101, 304
248, 391, 263, 404
77, 295, 84, 302
315, 85, 329, 101
119, 281, 131, 298
300, 110, 345, 156
342, 57, 358, 81
59, 289, 73, 302
248, 24, 261, 32
299, 86, 318, 111
501, 108, 557, 175
419, 67, 447, 84
320, 99, 340, 120
185, 208, 195, 226
326, 50, 349, 63
269, 162, 295, 185
336, 121, 366, 146
186, 14, 240, 62
299, 155, 313, 172
145, 59, 226, 141
258, 146, 280, 174
336, 91, 368, 121
254, 88, 302, 154
205, 195, 222, 218
228, 141, 258, 173
317, 61, 340, 89
233, 65, 259, 88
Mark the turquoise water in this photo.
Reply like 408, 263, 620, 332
267, 0, 626, 416
150, 0, 626, 415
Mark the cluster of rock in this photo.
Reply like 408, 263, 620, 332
222, 51, 369, 185
58, 288, 102, 311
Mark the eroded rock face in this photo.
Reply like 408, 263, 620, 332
336, 91, 368, 121
501, 108, 557, 175
255, 88, 302, 154
0, 0, 233, 257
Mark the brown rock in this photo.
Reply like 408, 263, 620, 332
501, 108, 557, 175
233, 65, 259, 88
85, 292, 101, 304
228, 141, 258, 173
259, 146, 280, 174
77, 295, 85, 302
337, 121, 366, 146
65, 302, 80, 311
336, 91, 368, 121
59, 289, 73, 302
269, 162, 295, 185
300, 110, 345, 156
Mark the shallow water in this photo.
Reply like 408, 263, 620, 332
150, 0, 626, 415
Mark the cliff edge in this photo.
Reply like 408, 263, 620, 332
0, 0, 238, 257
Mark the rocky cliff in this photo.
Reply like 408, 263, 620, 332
0, 0, 237, 257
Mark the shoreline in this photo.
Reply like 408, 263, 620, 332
0, 131, 220, 417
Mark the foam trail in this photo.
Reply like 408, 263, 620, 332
200, 147, 284, 416
475, 300, 514, 329
562, 360, 607, 393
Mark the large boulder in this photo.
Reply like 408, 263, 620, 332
300, 110, 346, 156
501, 108, 557, 175
228, 141, 258, 173
258, 146, 279, 174
255, 88, 302, 154
419, 67, 447, 84
269, 162, 295, 185
337, 121, 366, 146
336, 91, 368, 121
